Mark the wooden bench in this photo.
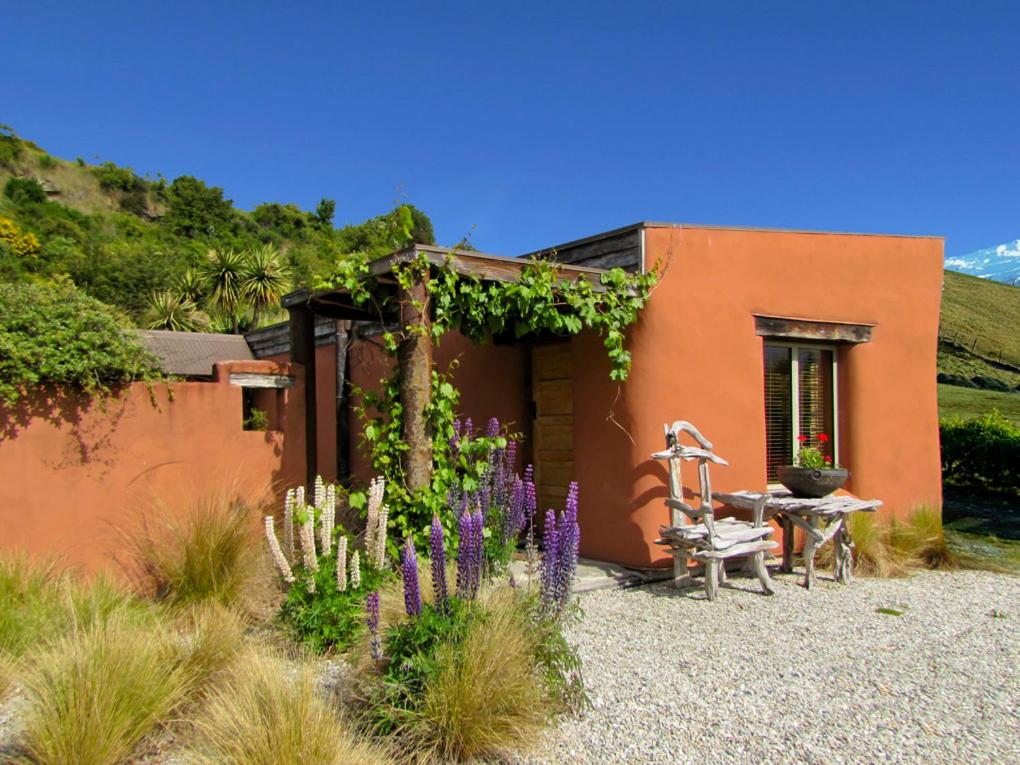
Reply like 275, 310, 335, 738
652, 421, 777, 601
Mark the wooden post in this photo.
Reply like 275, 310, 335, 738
335, 320, 351, 484
397, 274, 433, 492
288, 304, 317, 491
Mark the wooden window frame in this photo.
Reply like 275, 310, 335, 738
764, 341, 839, 488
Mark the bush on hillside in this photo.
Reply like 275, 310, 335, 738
162, 175, 236, 238
91, 161, 143, 192
4, 177, 47, 205
0, 281, 160, 407
940, 411, 1020, 493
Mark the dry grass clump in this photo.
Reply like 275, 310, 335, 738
126, 494, 259, 607
839, 512, 917, 577
391, 589, 552, 763
827, 507, 966, 577
14, 602, 242, 765
0, 554, 62, 697
186, 648, 392, 765
0, 556, 150, 698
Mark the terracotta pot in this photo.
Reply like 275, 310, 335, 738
776, 466, 849, 498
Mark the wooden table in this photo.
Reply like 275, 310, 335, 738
712, 491, 882, 589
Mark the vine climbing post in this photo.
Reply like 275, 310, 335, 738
398, 270, 433, 491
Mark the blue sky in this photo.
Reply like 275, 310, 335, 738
3, 1, 1018, 257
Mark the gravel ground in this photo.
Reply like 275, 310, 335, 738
519, 570, 1020, 765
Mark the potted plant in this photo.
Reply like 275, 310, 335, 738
776, 433, 848, 498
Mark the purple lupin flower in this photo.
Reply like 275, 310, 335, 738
477, 471, 492, 520
541, 509, 560, 611
449, 418, 462, 458
505, 440, 518, 473
524, 478, 537, 524
458, 492, 469, 521
523, 463, 533, 485
505, 474, 525, 543
471, 507, 484, 597
401, 537, 422, 617
557, 482, 581, 611
365, 591, 382, 661
430, 514, 448, 612
464, 417, 474, 438
486, 416, 500, 438
456, 510, 473, 598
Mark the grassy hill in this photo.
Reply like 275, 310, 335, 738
0, 125, 433, 326
938, 269, 1020, 421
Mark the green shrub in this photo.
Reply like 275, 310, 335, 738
91, 161, 142, 192
281, 554, 390, 652
162, 175, 236, 238
4, 177, 47, 205
940, 411, 1020, 493
126, 495, 259, 607
37, 154, 57, 170
188, 648, 393, 765
0, 281, 161, 406
0, 124, 22, 167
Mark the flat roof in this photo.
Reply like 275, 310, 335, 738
523, 220, 944, 259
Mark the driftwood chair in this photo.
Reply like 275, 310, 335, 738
652, 421, 777, 600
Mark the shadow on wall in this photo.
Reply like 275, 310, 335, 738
0, 385, 134, 471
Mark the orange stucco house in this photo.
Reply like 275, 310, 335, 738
257, 221, 944, 570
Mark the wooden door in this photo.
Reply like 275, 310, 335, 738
531, 342, 573, 515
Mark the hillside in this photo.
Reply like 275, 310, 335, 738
939, 269, 1020, 390
0, 125, 433, 326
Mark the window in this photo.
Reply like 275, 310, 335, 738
763, 343, 837, 482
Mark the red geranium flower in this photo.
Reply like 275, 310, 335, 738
818, 433, 830, 443
824, 455, 832, 464
797, 435, 808, 442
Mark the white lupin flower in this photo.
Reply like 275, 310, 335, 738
350, 550, 361, 590
336, 536, 348, 592
314, 475, 325, 513
319, 484, 334, 557
283, 489, 295, 561
365, 477, 381, 558
265, 516, 294, 584
300, 513, 318, 573
374, 505, 388, 569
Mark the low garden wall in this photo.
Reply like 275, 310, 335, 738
0, 360, 305, 573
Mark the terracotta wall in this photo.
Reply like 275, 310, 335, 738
571, 225, 944, 567
0, 360, 304, 573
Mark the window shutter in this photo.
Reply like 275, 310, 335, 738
797, 348, 835, 462
764, 346, 792, 482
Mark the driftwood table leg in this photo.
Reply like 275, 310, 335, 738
705, 559, 719, 601
802, 518, 820, 589
752, 550, 775, 595
834, 518, 854, 584
781, 515, 795, 574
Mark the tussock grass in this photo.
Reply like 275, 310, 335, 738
186, 648, 392, 765
14, 601, 243, 765
0, 556, 148, 698
841, 513, 917, 578
825, 507, 975, 578
0, 554, 62, 695
392, 589, 551, 763
126, 493, 259, 607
